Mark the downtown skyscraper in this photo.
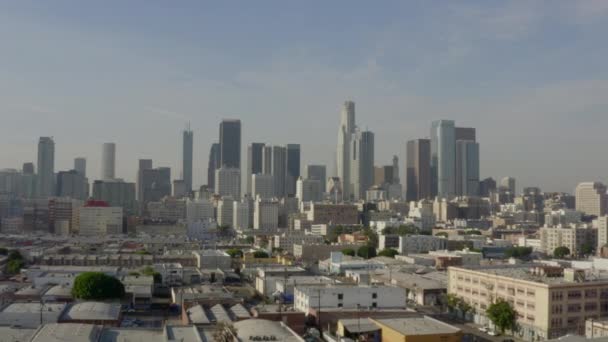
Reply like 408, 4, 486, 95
286, 144, 301, 196
36, 137, 55, 197
101, 142, 116, 180
247, 142, 266, 195
430, 120, 456, 198
406, 138, 431, 201
182, 126, 193, 193
207, 143, 220, 190
350, 130, 374, 200
336, 101, 356, 201
219, 120, 241, 169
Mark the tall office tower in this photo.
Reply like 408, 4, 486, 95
36, 137, 55, 197
56, 170, 88, 200
74, 158, 86, 177
262, 145, 287, 198
207, 143, 220, 190
219, 119, 241, 169
296, 177, 322, 203
455, 127, 476, 141
455, 140, 480, 196
246, 143, 266, 195
286, 144, 301, 196
305, 165, 327, 193
350, 130, 374, 200
141, 167, 172, 214
252, 174, 274, 200
233, 199, 251, 231
137, 159, 153, 203
92, 179, 137, 215
392, 155, 400, 184
500, 177, 516, 194
406, 139, 431, 201
430, 120, 456, 198
336, 101, 356, 201
101, 143, 116, 180
186, 198, 214, 222
479, 177, 497, 197
22, 163, 35, 175
182, 127, 193, 193
215, 167, 241, 199
575, 182, 608, 217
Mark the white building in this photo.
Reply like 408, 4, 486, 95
77, 205, 122, 236
233, 199, 250, 231
252, 174, 274, 200
217, 197, 235, 227
193, 250, 232, 270
294, 284, 405, 312
273, 232, 324, 252
408, 200, 436, 230
254, 197, 279, 230
186, 199, 214, 222
215, 167, 241, 199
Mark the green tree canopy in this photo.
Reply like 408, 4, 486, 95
253, 250, 269, 258
357, 245, 377, 259
554, 246, 571, 258
435, 232, 449, 238
134, 249, 150, 255
71, 272, 125, 300
377, 248, 399, 258
7, 250, 23, 261
486, 299, 516, 333
341, 248, 356, 257
6, 259, 24, 275
245, 236, 255, 244
504, 246, 533, 259
141, 266, 162, 283
581, 243, 594, 256
226, 248, 243, 258
464, 229, 482, 235
382, 225, 430, 236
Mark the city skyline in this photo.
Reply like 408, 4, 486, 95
2, 2, 608, 192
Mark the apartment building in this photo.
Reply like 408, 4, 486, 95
448, 264, 608, 341
294, 284, 405, 312
539, 225, 597, 256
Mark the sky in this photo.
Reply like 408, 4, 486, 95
1, 1, 608, 193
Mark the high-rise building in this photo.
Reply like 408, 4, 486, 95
350, 130, 374, 200
215, 167, 241, 199
286, 144, 301, 196
479, 177, 497, 197
305, 165, 327, 193
56, 170, 88, 200
431, 120, 456, 198
246, 143, 265, 195
74, 158, 86, 177
137, 159, 153, 203
252, 174, 274, 200
219, 119, 241, 169
182, 127, 193, 193
406, 139, 431, 201
207, 143, 220, 190
22, 163, 35, 175
101, 143, 116, 180
36, 137, 55, 197
392, 155, 400, 184
455, 127, 476, 141
336, 101, 356, 201
78, 201, 123, 236
217, 197, 235, 227
254, 197, 279, 230
186, 198, 214, 222
455, 140, 480, 197
140, 167, 172, 214
92, 179, 137, 215
575, 182, 608, 217
500, 177, 516, 194
296, 177, 322, 203
263, 146, 287, 198
233, 199, 251, 231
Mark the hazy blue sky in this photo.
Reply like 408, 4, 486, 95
1, 1, 608, 193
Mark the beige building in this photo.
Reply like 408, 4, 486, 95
575, 182, 608, 217
307, 203, 358, 225
448, 265, 608, 341
539, 225, 596, 256
77, 205, 122, 236
597, 216, 608, 252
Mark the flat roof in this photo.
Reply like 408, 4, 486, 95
99, 328, 162, 342
165, 325, 201, 341
373, 316, 461, 336
234, 319, 301, 341
0, 326, 36, 341
61, 302, 121, 321
30, 323, 101, 342
451, 264, 608, 285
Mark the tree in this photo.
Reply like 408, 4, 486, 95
581, 243, 594, 256
504, 246, 533, 259
464, 229, 482, 235
226, 248, 243, 258
213, 321, 238, 342
554, 246, 571, 258
486, 299, 516, 333
357, 245, 376, 259
245, 236, 255, 244
142, 266, 162, 284
71, 272, 125, 300
135, 249, 150, 255
7, 250, 22, 261
362, 228, 378, 248
435, 232, 448, 238
6, 259, 24, 274
253, 250, 269, 258
378, 248, 399, 258
341, 248, 356, 256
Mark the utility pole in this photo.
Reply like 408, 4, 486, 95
317, 288, 323, 338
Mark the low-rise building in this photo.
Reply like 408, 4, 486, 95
379, 234, 447, 255
59, 302, 122, 326
294, 284, 405, 312
371, 316, 462, 342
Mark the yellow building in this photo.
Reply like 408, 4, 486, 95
370, 317, 462, 342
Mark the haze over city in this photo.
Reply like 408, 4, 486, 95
2, 1, 608, 193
